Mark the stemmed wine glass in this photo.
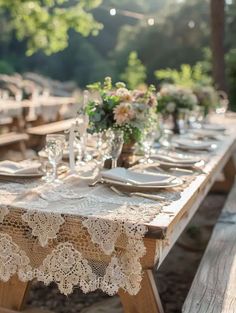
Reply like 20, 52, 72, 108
45, 134, 65, 183
140, 130, 155, 164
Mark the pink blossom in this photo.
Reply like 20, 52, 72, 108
113, 102, 135, 125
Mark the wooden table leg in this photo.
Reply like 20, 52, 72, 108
0, 276, 30, 311
0, 276, 53, 313
119, 270, 164, 313
212, 156, 236, 193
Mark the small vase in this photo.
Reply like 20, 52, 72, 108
118, 142, 136, 168
172, 111, 181, 135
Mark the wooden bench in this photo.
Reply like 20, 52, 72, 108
0, 132, 29, 158
27, 118, 75, 136
183, 179, 236, 313
27, 118, 75, 148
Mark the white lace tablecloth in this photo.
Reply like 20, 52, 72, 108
0, 159, 206, 296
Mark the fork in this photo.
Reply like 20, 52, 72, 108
110, 186, 166, 201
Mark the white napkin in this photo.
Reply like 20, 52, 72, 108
0, 160, 41, 174
102, 168, 174, 186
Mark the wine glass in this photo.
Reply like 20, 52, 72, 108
110, 130, 124, 168
140, 130, 155, 164
45, 134, 65, 183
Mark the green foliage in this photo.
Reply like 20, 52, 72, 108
157, 85, 198, 114
114, 0, 210, 84
155, 63, 212, 88
121, 51, 147, 89
0, 0, 103, 55
226, 49, 236, 111
0, 60, 15, 74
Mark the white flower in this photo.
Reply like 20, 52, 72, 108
115, 88, 132, 101
166, 102, 176, 113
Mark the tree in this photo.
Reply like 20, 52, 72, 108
0, 0, 103, 55
121, 51, 147, 89
155, 63, 212, 87
210, 0, 226, 91
114, 0, 210, 84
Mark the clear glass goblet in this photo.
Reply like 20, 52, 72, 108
45, 134, 65, 183
140, 130, 155, 164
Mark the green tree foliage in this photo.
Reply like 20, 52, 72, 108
226, 49, 236, 109
0, 0, 103, 55
114, 0, 210, 83
155, 63, 212, 87
121, 51, 147, 89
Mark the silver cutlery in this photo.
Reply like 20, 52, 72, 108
110, 186, 166, 201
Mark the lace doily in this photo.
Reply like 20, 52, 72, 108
0, 233, 32, 282
22, 211, 65, 247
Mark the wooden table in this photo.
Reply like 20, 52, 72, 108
0, 115, 236, 313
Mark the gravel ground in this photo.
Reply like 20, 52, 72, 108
26, 192, 226, 313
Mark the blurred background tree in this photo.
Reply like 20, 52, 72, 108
121, 51, 147, 89
0, 0, 103, 55
0, 0, 235, 108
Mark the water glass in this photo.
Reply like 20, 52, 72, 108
110, 130, 124, 168
46, 134, 65, 183
159, 129, 173, 148
140, 130, 155, 164
177, 109, 189, 134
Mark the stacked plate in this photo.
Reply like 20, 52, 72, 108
151, 151, 201, 168
101, 167, 183, 190
190, 129, 222, 141
0, 160, 43, 178
202, 123, 226, 132
172, 138, 217, 151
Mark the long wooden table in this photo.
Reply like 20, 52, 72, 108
0, 115, 236, 313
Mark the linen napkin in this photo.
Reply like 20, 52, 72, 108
0, 160, 41, 175
101, 167, 174, 186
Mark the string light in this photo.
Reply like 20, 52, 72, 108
110, 8, 117, 16
104, 5, 156, 27
147, 18, 155, 26
188, 20, 195, 28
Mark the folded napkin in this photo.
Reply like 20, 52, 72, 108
102, 167, 174, 186
152, 153, 198, 165
0, 160, 41, 175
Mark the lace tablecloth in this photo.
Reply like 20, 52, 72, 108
0, 158, 206, 296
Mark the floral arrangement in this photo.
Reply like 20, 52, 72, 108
157, 84, 198, 115
85, 77, 158, 144
193, 85, 219, 116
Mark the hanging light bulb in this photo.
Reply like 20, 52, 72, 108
147, 18, 155, 26
110, 8, 117, 16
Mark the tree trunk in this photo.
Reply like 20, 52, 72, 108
210, 0, 227, 91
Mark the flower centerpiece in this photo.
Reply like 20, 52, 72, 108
157, 84, 198, 133
85, 77, 158, 145
193, 85, 219, 117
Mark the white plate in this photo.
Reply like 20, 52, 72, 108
151, 153, 199, 165
0, 171, 43, 178
203, 124, 226, 132
172, 138, 216, 151
155, 160, 199, 168
101, 177, 183, 190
